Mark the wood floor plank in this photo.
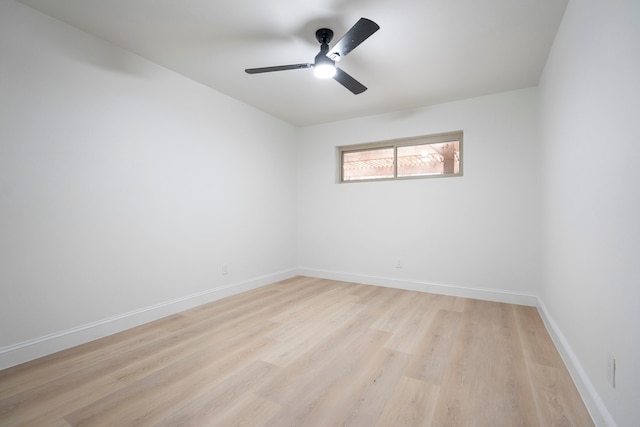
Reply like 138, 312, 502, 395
268, 280, 356, 323
260, 302, 367, 367
110, 318, 279, 384
359, 286, 407, 318
264, 286, 360, 343
64, 335, 277, 426
370, 289, 418, 332
256, 313, 390, 406
0, 328, 176, 417
0, 277, 594, 426
430, 301, 539, 427
1, 375, 126, 427
434, 293, 468, 313
375, 376, 440, 427
383, 293, 436, 354
45, 420, 73, 427
405, 308, 462, 385
203, 392, 280, 427
299, 348, 410, 427
527, 362, 595, 426
514, 305, 564, 367
514, 305, 595, 426
151, 360, 280, 427
0, 326, 170, 400
179, 281, 320, 326
62, 315, 280, 426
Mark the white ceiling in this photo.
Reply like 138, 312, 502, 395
18, 0, 568, 127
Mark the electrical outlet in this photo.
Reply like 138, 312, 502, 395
606, 352, 616, 388
222, 263, 229, 275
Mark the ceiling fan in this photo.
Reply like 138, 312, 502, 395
245, 18, 380, 94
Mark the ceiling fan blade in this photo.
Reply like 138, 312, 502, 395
245, 63, 312, 74
327, 18, 380, 61
333, 68, 367, 94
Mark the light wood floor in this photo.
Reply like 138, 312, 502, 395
0, 276, 594, 426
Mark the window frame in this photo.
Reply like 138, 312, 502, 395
337, 131, 463, 183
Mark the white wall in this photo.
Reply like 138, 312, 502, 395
0, 1, 297, 360
539, 0, 640, 425
297, 88, 541, 300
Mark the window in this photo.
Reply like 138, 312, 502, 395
338, 131, 463, 182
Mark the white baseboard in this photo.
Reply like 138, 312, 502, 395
298, 268, 539, 306
0, 269, 298, 370
536, 299, 617, 427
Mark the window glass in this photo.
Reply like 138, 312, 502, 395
338, 131, 463, 183
397, 141, 460, 177
342, 147, 394, 181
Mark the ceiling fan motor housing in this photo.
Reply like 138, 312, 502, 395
315, 28, 334, 45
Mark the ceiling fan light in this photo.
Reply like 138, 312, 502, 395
314, 63, 336, 79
